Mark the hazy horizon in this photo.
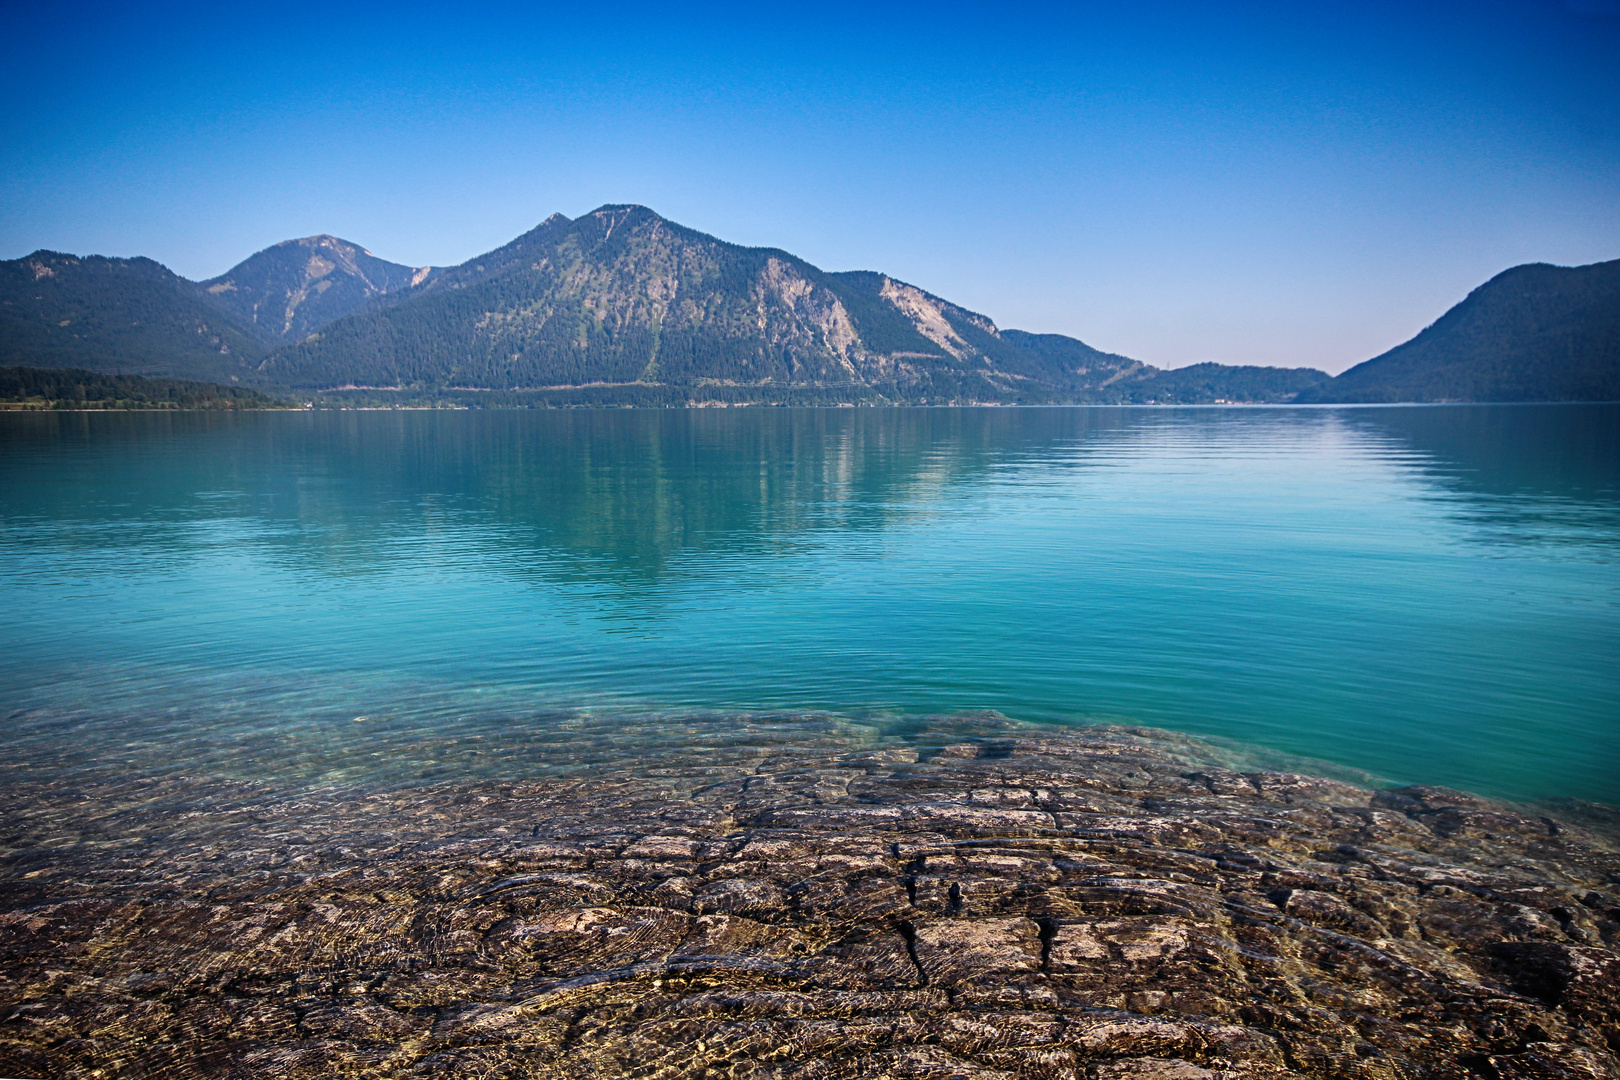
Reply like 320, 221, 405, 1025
4, 1, 1618, 375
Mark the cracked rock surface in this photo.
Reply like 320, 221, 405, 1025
2, 716, 1618, 1078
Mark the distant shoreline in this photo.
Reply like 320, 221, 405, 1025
6, 398, 1617, 413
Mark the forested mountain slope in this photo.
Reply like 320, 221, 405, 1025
1301, 259, 1620, 403
0, 251, 265, 382
1128, 362, 1329, 404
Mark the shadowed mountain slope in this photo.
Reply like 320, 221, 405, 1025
1000, 329, 1143, 384
1302, 259, 1620, 403
199, 235, 437, 345
0, 251, 266, 383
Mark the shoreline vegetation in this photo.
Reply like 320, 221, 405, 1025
0, 362, 1399, 412
0, 365, 296, 411
1, 716, 1615, 1078
4, 365, 1616, 412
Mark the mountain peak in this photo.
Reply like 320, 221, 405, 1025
199, 234, 430, 343
588, 203, 657, 216
268, 234, 361, 253
584, 204, 665, 232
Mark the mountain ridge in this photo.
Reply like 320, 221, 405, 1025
5, 205, 1608, 405
262, 204, 1328, 404
262, 205, 1101, 401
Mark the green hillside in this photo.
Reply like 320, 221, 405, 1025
1127, 362, 1330, 404
0, 251, 267, 383
1301, 259, 1620, 403
1001, 335, 1326, 404
999, 329, 1143, 386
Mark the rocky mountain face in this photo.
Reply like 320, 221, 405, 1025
5, 210, 1614, 405
263, 206, 1328, 403
263, 206, 1144, 402
198, 234, 436, 345
3, 207, 1352, 404
1301, 259, 1620, 403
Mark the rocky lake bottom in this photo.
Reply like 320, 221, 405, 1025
2, 715, 1617, 1080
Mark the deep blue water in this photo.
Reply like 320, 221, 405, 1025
2, 405, 1616, 803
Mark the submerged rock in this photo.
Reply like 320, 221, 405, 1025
0, 718, 1617, 1078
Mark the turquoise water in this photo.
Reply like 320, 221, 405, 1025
1, 405, 1616, 803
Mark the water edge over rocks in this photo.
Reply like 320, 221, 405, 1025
2, 716, 1618, 1079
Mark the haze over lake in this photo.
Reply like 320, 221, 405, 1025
3, 404, 1616, 805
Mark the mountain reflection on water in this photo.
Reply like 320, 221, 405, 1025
1, 405, 1616, 804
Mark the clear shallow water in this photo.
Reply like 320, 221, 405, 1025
1, 405, 1616, 804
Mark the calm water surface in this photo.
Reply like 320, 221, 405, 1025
2, 406, 1616, 803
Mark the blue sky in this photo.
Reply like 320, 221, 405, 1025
3, 1, 1617, 373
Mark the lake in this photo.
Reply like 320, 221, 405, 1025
1, 404, 1616, 805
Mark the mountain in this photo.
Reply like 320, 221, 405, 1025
1000, 329, 1144, 385
199, 234, 436, 344
997, 334, 1328, 403
1301, 259, 1620, 403
1127, 362, 1330, 404
0, 251, 266, 383
265, 206, 1103, 402
9, 213, 1615, 406
264, 205, 1324, 404
0, 365, 293, 410
2, 207, 1334, 405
